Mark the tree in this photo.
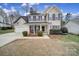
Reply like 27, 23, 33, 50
65, 13, 72, 24
9, 11, 20, 26
0, 8, 8, 24
22, 3, 29, 16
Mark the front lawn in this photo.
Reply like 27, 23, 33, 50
62, 34, 79, 43
0, 29, 14, 35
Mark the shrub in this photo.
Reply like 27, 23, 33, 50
7, 27, 13, 29
61, 27, 68, 33
1, 27, 7, 30
37, 31, 43, 36
50, 29, 61, 34
1, 27, 14, 30
22, 31, 28, 36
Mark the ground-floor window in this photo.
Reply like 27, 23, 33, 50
53, 25, 60, 29
50, 25, 60, 30
42, 26, 45, 32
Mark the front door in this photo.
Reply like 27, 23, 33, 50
42, 26, 45, 32
35, 25, 40, 33
30, 25, 34, 33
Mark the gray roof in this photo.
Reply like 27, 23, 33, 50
13, 16, 28, 24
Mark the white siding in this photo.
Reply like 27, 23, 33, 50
14, 24, 29, 33
15, 18, 26, 26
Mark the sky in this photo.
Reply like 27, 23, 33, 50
0, 3, 79, 16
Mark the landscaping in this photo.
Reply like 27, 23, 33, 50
61, 34, 79, 43
0, 27, 14, 35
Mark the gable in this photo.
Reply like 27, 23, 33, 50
15, 18, 26, 25
44, 6, 62, 14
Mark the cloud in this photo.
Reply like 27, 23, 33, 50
21, 3, 40, 7
29, 3, 39, 6
3, 7, 16, 13
21, 3, 27, 7
24, 12, 30, 16
11, 6, 16, 12
3, 8, 10, 13
24, 12, 27, 16
3, 8, 11, 16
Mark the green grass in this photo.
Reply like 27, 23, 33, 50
62, 34, 79, 43
0, 29, 14, 35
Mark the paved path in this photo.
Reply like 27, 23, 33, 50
0, 33, 50, 47
0, 32, 23, 47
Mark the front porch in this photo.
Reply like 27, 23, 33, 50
29, 25, 48, 35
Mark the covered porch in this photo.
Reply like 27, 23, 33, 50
29, 25, 48, 35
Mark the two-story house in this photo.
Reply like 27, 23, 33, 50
14, 6, 63, 35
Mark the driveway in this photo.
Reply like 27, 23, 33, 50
0, 32, 50, 47
0, 32, 23, 47
0, 35, 79, 56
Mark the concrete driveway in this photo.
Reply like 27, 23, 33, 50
0, 32, 23, 47
0, 32, 50, 47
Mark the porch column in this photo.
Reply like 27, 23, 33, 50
40, 25, 42, 31
33, 25, 35, 35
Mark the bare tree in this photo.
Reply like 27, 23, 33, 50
22, 3, 29, 16
9, 11, 20, 26
63, 13, 72, 25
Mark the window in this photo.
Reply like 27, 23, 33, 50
42, 16, 44, 21
58, 13, 62, 20
38, 16, 40, 21
52, 14, 55, 20
40, 16, 42, 21
36, 16, 38, 20
33, 16, 36, 21
42, 26, 45, 32
31, 16, 33, 21
53, 25, 60, 29
48, 13, 52, 20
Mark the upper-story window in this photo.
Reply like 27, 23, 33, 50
42, 16, 44, 20
40, 16, 42, 21
33, 16, 36, 21
52, 14, 55, 20
38, 16, 40, 21
58, 13, 62, 20
49, 13, 52, 20
31, 16, 33, 20
36, 16, 38, 20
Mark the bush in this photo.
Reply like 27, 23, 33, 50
37, 31, 43, 36
22, 31, 28, 36
1, 27, 14, 30
61, 27, 68, 33
7, 27, 13, 29
50, 29, 61, 34
1, 27, 7, 30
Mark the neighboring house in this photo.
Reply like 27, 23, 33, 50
0, 8, 11, 27
65, 20, 79, 34
14, 6, 63, 35
0, 21, 11, 27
